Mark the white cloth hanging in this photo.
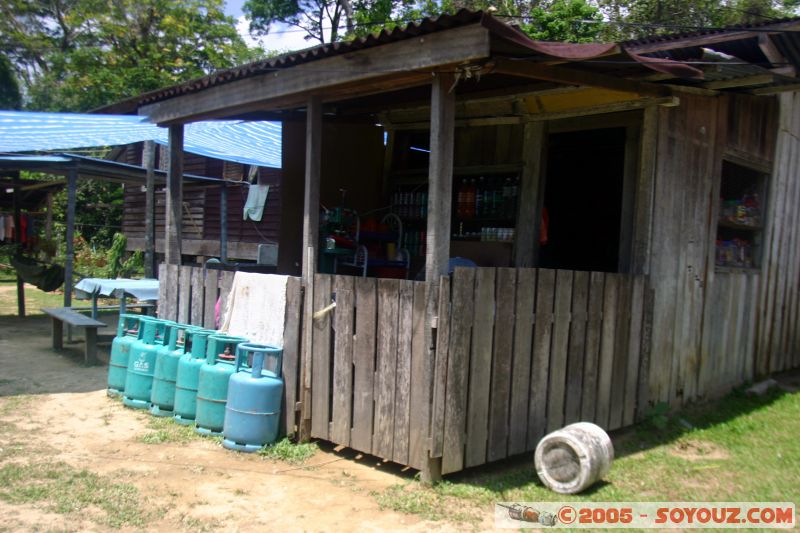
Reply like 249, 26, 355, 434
243, 184, 270, 221
219, 272, 288, 348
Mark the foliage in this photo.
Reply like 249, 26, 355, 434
245, 0, 602, 44
2, 0, 257, 111
257, 437, 318, 464
0, 54, 21, 109
71, 233, 143, 279
595, 0, 800, 40
50, 177, 122, 249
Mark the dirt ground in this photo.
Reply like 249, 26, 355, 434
0, 314, 492, 532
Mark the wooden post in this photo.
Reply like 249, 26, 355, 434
299, 95, 322, 442
165, 125, 184, 266
514, 120, 546, 267
424, 73, 455, 282
422, 73, 455, 484
12, 171, 24, 316
64, 168, 77, 310
45, 191, 53, 244
143, 140, 157, 277
220, 181, 228, 263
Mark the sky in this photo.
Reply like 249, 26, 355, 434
223, 0, 314, 54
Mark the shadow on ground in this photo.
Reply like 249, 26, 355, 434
0, 314, 115, 396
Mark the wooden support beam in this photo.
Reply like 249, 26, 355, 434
750, 82, 800, 96
12, 171, 24, 317
492, 57, 672, 99
514, 121, 545, 267
525, 96, 678, 123
302, 95, 322, 281
425, 73, 456, 282
143, 140, 157, 277
45, 191, 53, 243
703, 74, 774, 90
165, 125, 184, 265
64, 169, 77, 309
758, 34, 795, 75
220, 181, 228, 263
140, 24, 491, 124
299, 95, 322, 442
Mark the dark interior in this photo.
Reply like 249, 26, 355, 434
539, 127, 626, 273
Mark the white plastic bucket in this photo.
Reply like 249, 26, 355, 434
534, 422, 614, 494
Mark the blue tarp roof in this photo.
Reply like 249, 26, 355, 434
0, 111, 281, 169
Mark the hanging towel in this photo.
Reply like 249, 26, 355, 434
219, 272, 288, 347
243, 184, 270, 221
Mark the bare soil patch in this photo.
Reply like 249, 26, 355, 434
0, 315, 490, 532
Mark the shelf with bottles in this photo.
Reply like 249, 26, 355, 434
455, 174, 519, 222
715, 159, 767, 269
716, 235, 757, 269
390, 187, 428, 221
452, 223, 515, 243
718, 193, 762, 229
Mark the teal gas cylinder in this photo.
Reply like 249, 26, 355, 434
150, 323, 198, 417
223, 343, 284, 452
122, 319, 174, 409
107, 314, 148, 396
173, 328, 217, 426
195, 334, 249, 436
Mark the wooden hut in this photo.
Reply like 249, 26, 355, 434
115, 142, 283, 264
135, 10, 800, 479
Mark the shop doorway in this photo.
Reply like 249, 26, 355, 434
539, 127, 628, 273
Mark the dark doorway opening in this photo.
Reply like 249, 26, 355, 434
539, 127, 627, 272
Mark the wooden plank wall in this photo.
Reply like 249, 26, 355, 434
156, 264, 304, 436
756, 92, 800, 375
433, 267, 652, 475
648, 95, 720, 407
309, 274, 432, 471
649, 92, 800, 407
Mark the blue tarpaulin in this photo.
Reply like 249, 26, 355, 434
0, 110, 281, 169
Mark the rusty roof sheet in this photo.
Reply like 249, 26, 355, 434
624, 16, 800, 49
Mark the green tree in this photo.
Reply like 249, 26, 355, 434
595, 0, 800, 40
2, 0, 258, 111
245, 0, 602, 44
0, 54, 22, 109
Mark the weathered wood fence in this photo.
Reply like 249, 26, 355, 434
306, 267, 653, 474
308, 275, 435, 470
157, 264, 653, 473
432, 268, 652, 474
156, 264, 303, 437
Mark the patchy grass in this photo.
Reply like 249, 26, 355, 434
0, 276, 64, 316
0, 461, 161, 527
258, 437, 318, 464
138, 415, 204, 445
372, 387, 800, 520
179, 515, 223, 532
0, 395, 32, 417
373, 482, 481, 523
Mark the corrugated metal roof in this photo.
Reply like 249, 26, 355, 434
624, 16, 800, 48
128, 10, 800, 111
0, 111, 282, 169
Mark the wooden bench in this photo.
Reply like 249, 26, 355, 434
42, 307, 108, 365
